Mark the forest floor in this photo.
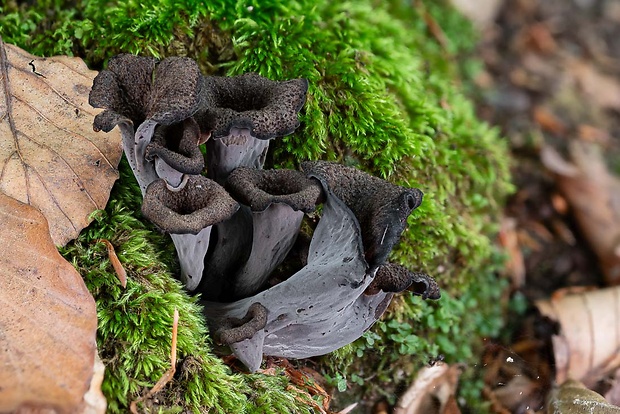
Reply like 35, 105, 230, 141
464, 0, 620, 412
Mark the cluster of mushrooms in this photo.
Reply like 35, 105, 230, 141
89, 54, 440, 372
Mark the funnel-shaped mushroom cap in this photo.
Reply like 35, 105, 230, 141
205, 131, 270, 184
199, 73, 308, 140
226, 167, 323, 212
142, 175, 238, 234
301, 161, 423, 267
89, 54, 203, 132
145, 117, 205, 176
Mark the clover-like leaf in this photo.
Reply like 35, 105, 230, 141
0, 38, 122, 246
0, 193, 98, 412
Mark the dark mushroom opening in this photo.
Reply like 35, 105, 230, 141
198, 73, 309, 140
141, 175, 238, 235
145, 118, 205, 175
226, 167, 323, 212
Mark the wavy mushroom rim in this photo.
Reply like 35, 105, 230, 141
226, 167, 324, 212
365, 263, 440, 299
301, 160, 424, 267
216, 302, 268, 345
89, 54, 203, 137
199, 74, 309, 140
145, 118, 205, 175
141, 176, 239, 235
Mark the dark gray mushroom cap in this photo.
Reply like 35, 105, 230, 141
145, 118, 205, 175
366, 262, 440, 299
198, 73, 308, 140
142, 175, 239, 234
225, 167, 323, 212
301, 161, 423, 267
89, 54, 203, 132
216, 302, 268, 345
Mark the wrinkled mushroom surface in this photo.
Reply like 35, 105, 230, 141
89, 54, 157, 132
199, 73, 308, 183
198, 73, 308, 140
145, 118, 205, 177
141, 175, 238, 235
302, 161, 423, 267
366, 262, 440, 298
226, 167, 323, 212
89, 54, 437, 374
89, 54, 204, 193
201, 173, 431, 371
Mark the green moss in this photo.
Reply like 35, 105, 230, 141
61, 162, 314, 413
2, 0, 512, 411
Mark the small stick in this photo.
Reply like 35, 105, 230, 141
99, 239, 127, 288
130, 309, 179, 413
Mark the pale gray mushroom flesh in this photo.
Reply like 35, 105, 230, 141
89, 54, 439, 373
201, 163, 438, 372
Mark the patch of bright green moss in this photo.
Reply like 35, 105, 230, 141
61, 161, 317, 413
2, 0, 511, 411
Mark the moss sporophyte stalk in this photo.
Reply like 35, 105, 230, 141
2, 0, 511, 411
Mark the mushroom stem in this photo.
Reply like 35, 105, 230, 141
206, 129, 270, 184
171, 229, 213, 292
231, 205, 305, 299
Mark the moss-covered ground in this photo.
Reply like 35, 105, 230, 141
0, 0, 512, 412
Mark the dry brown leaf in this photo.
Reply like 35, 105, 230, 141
533, 106, 567, 136
523, 23, 558, 54
0, 192, 98, 413
415, 1, 449, 50
449, 0, 504, 29
82, 353, 107, 414
568, 59, 620, 111
541, 142, 620, 285
536, 286, 620, 387
0, 37, 122, 246
394, 363, 462, 414
578, 124, 611, 145
492, 375, 540, 413
499, 217, 526, 288
99, 239, 127, 288
606, 368, 620, 406
261, 358, 332, 413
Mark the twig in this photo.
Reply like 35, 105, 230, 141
130, 308, 179, 413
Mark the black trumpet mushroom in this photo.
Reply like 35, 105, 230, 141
201, 162, 436, 372
89, 54, 439, 373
